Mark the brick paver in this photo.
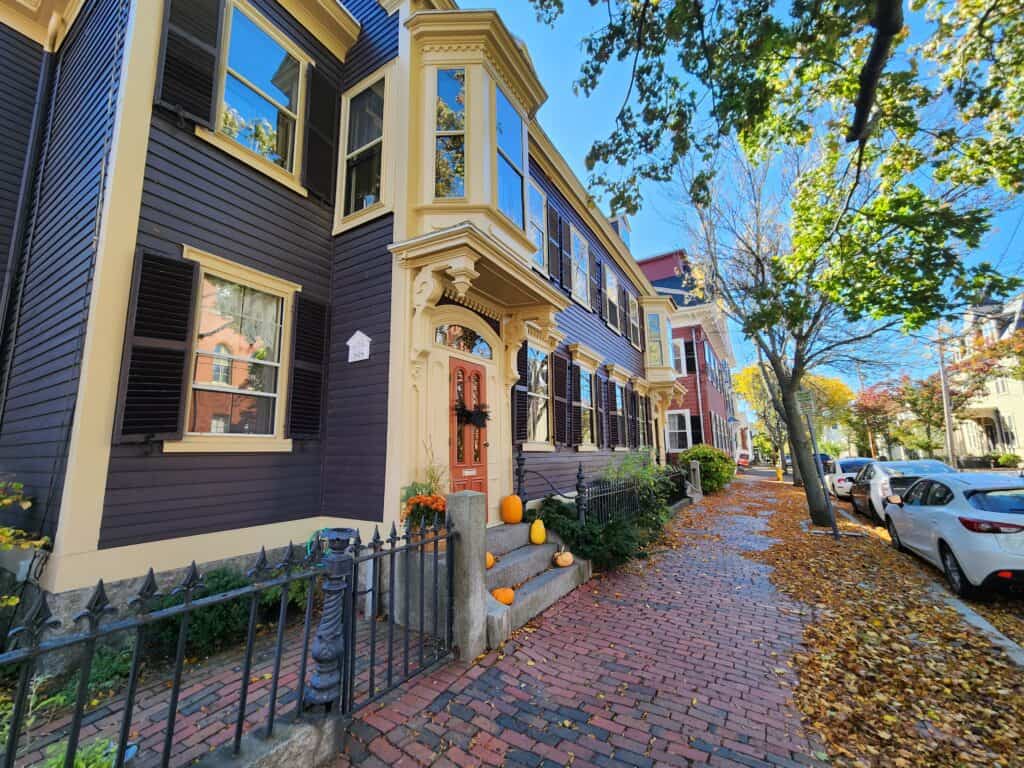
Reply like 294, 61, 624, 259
338, 479, 829, 767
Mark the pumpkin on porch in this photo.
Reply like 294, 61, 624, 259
486, 551, 495, 570
553, 548, 574, 568
491, 587, 515, 605
529, 518, 546, 545
500, 495, 523, 524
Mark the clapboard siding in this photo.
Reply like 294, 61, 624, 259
521, 448, 643, 503
340, 0, 399, 91
0, 0, 127, 535
0, 25, 42, 287
529, 161, 645, 373
321, 214, 393, 522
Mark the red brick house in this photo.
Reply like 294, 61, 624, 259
638, 251, 740, 458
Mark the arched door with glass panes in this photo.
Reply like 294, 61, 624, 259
449, 357, 488, 498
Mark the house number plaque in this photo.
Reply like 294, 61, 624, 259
347, 331, 371, 363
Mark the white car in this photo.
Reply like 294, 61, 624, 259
883, 473, 1024, 598
850, 459, 958, 521
825, 457, 871, 499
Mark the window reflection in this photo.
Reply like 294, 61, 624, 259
435, 69, 466, 197
435, 324, 492, 359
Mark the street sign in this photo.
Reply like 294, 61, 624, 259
796, 389, 815, 415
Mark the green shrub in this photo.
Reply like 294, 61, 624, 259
42, 737, 116, 768
34, 645, 134, 714
144, 568, 252, 661
677, 445, 736, 493
997, 452, 1021, 468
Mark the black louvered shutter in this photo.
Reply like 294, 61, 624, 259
552, 353, 569, 445
559, 219, 572, 293
607, 381, 619, 447
595, 376, 605, 448
513, 342, 529, 443
546, 205, 560, 278
570, 364, 582, 446
304, 67, 338, 204
287, 296, 328, 438
589, 250, 600, 312
640, 306, 647, 350
618, 286, 629, 335
115, 252, 198, 442
690, 413, 704, 446
594, 260, 605, 319
629, 391, 639, 448
155, 0, 224, 128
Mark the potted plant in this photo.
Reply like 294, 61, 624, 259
402, 494, 447, 552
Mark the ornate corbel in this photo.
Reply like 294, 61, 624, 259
445, 256, 480, 299
502, 316, 528, 387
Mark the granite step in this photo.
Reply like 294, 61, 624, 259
485, 559, 591, 648
486, 542, 558, 592
486, 523, 563, 557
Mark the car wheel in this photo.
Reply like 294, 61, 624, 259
940, 544, 982, 600
886, 517, 905, 552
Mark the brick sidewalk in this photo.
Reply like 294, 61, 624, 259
339, 481, 829, 768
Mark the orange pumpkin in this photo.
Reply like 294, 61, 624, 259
485, 551, 496, 570
491, 587, 515, 605
500, 495, 523, 524
553, 548, 574, 568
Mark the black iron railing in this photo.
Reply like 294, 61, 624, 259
0, 521, 456, 767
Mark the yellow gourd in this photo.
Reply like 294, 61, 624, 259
485, 551, 495, 570
500, 495, 523, 524
553, 548, 574, 568
491, 587, 515, 605
529, 518, 546, 545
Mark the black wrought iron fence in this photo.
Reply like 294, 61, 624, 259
0, 521, 456, 768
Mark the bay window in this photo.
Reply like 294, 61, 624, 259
435, 68, 466, 197
342, 77, 385, 216
528, 181, 546, 270
646, 312, 665, 366
496, 87, 525, 226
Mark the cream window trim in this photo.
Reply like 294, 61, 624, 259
334, 64, 396, 234
165, 246, 301, 455
434, 67, 468, 200
577, 444, 598, 453
523, 441, 556, 453
203, 0, 312, 193
567, 342, 602, 374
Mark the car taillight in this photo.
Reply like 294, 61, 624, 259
958, 517, 1024, 534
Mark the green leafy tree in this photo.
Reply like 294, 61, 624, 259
893, 372, 984, 457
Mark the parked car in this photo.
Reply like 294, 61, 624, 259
824, 457, 872, 499
736, 451, 751, 469
883, 473, 1024, 598
850, 459, 957, 521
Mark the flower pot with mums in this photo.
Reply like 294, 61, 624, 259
403, 493, 448, 552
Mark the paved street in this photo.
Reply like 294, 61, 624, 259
338, 481, 828, 768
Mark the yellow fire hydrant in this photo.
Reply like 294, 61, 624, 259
775, 467, 784, 482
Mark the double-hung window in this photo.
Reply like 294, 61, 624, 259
528, 181, 546, 270
673, 340, 685, 374
570, 228, 590, 305
342, 77, 385, 216
579, 370, 595, 445
666, 411, 690, 451
216, 1, 307, 176
612, 384, 626, 446
435, 68, 466, 197
628, 296, 641, 348
190, 273, 283, 436
496, 87, 525, 227
646, 313, 665, 366
605, 271, 620, 332
526, 346, 550, 443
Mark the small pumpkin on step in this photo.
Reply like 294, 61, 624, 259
500, 495, 523, 524
491, 587, 515, 605
485, 551, 495, 570
552, 546, 574, 568
529, 518, 546, 545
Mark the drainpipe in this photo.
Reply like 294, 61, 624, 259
0, 50, 55, 421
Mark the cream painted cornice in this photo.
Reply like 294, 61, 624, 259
528, 124, 658, 300
567, 342, 602, 371
671, 301, 735, 365
278, 0, 360, 62
1, 0, 84, 51
640, 294, 674, 313
605, 363, 631, 385
406, 9, 547, 116
631, 376, 650, 395
378, 0, 402, 13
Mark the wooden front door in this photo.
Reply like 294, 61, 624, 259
450, 357, 488, 497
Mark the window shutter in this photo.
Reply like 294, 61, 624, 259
595, 376, 605, 448
595, 261, 605, 320
552, 353, 569, 445
640, 308, 647, 350
607, 381, 619, 446
690, 413, 704, 446
629, 391, 639, 448
589, 251, 600, 312
155, 0, 225, 128
618, 286, 629, 335
570, 364, 582, 446
546, 204, 560, 278
559, 219, 572, 293
513, 342, 528, 443
685, 340, 697, 375
303, 66, 339, 204
114, 252, 198, 443
287, 296, 328, 438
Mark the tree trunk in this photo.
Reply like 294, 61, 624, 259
779, 385, 832, 526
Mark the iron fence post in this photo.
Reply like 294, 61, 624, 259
575, 463, 586, 524
305, 528, 356, 712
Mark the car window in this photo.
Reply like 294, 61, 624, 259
860, 465, 874, 481
966, 489, 1024, 514
903, 481, 929, 506
924, 482, 954, 506
840, 459, 869, 474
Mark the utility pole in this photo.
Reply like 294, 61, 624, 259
936, 330, 958, 467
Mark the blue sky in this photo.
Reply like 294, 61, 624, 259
460, 1, 1024, 380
